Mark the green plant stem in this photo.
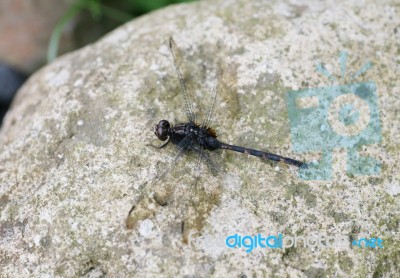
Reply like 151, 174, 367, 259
47, 0, 133, 63
47, 3, 82, 62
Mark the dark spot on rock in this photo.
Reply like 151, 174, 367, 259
40, 234, 52, 248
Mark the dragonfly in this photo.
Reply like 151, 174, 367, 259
151, 38, 306, 183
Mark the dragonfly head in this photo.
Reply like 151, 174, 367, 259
154, 120, 170, 141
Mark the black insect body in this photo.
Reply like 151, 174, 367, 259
154, 120, 220, 151
154, 120, 305, 168
152, 38, 306, 182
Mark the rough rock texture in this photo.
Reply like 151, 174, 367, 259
0, 0, 399, 276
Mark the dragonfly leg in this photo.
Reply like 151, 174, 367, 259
148, 136, 170, 149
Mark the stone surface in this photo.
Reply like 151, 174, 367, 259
0, 0, 399, 276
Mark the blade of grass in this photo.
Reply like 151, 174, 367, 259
47, 0, 133, 62
47, 1, 85, 62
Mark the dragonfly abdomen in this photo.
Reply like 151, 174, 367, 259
219, 142, 305, 167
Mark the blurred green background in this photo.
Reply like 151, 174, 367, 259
48, 0, 197, 62
0, 0, 196, 126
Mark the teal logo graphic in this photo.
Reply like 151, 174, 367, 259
286, 52, 382, 180
352, 237, 384, 249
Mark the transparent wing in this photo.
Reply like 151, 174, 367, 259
169, 37, 197, 123
193, 145, 206, 189
189, 143, 221, 177
199, 149, 220, 176
202, 60, 240, 128
152, 136, 192, 184
202, 59, 222, 128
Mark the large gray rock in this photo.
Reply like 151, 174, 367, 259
1, 0, 399, 276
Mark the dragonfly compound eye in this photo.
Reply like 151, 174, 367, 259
155, 120, 170, 141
